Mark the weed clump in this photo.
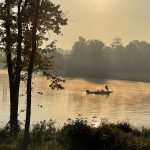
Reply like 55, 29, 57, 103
0, 119, 149, 150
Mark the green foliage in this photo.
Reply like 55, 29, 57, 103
56, 37, 150, 81
31, 120, 56, 145
0, 0, 68, 78
115, 121, 133, 133
58, 118, 150, 150
0, 119, 150, 150
59, 118, 92, 150
65, 37, 108, 78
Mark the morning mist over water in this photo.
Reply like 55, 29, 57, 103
0, 70, 150, 127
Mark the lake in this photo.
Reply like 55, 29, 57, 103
0, 70, 150, 128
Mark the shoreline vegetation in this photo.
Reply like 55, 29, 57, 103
0, 118, 150, 150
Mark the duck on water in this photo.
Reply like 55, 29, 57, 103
86, 85, 113, 95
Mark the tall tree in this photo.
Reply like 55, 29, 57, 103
0, 0, 29, 133
0, 0, 67, 134
22, 0, 40, 149
22, 0, 67, 149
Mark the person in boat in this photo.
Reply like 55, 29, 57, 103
105, 85, 109, 91
97, 89, 104, 93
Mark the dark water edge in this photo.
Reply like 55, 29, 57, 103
1, 67, 150, 83
0, 119, 150, 150
59, 73, 150, 84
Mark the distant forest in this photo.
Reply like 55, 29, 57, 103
1, 36, 150, 81
54, 37, 150, 81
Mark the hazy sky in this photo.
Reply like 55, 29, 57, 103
1, 0, 150, 49
51, 0, 150, 49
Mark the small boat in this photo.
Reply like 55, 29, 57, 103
86, 89, 113, 95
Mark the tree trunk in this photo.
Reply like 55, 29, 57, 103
22, 61, 33, 150
9, 0, 29, 134
9, 85, 19, 133
9, 0, 24, 133
15, 0, 23, 107
5, 0, 19, 133
22, 0, 40, 149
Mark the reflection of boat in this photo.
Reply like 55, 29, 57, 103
86, 89, 113, 95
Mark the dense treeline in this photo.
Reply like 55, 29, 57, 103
1, 36, 150, 80
55, 37, 150, 81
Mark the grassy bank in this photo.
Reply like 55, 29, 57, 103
0, 118, 150, 150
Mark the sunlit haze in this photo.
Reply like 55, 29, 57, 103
52, 0, 150, 49
1, 0, 150, 49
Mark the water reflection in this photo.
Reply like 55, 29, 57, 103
3, 84, 7, 102
0, 71, 150, 127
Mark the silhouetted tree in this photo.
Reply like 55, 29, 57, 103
22, 0, 67, 149
22, 0, 40, 149
0, 0, 67, 135
0, 0, 29, 133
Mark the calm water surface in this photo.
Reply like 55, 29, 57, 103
0, 70, 150, 128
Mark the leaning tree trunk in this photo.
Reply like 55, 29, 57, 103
22, 0, 40, 149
